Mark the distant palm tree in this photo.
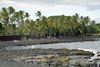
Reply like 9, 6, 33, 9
35, 11, 41, 20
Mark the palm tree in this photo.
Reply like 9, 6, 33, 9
35, 11, 41, 20
8, 7, 15, 15
0, 23, 3, 35
0, 8, 9, 24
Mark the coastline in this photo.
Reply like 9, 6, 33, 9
0, 37, 99, 67
0, 37, 98, 46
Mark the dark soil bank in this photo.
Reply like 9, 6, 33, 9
0, 37, 98, 46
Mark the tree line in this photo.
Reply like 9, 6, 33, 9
0, 7, 100, 38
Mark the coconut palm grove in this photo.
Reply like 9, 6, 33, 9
0, 7, 100, 38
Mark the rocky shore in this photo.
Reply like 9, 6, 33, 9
0, 48, 97, 67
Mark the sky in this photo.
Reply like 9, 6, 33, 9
0, 0, 100, 22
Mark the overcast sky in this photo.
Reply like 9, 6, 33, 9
0, 0, 100, 22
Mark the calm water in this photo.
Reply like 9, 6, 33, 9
5, 40, 100, 52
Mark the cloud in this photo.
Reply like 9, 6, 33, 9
0, 0, 56, 11
0, 0, 32, 8
13, 0, 100, 5
12, 0, 97, 4
13, 0, 100, 10
0, 0, 100, 11
86, 3, 100, 10
0, 0, 100, 22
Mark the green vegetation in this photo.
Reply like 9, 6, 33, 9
0, 7, 100, 38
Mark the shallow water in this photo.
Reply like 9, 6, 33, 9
4, 40, 100, 51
